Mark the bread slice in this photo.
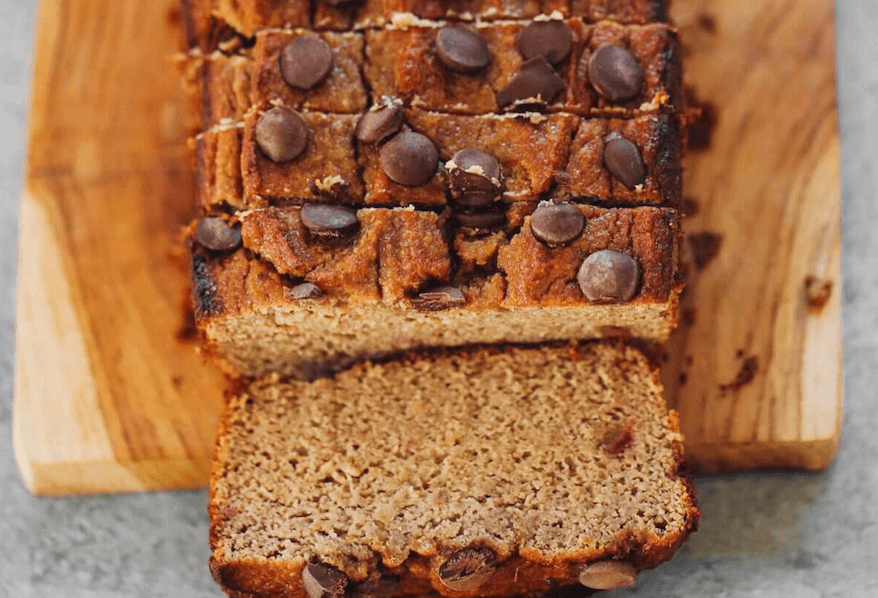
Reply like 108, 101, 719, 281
191, 204, 680, 379
209, 342, 699, 598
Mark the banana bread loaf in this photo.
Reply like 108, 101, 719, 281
181, 3, 685, 379
209, 341, 699, 598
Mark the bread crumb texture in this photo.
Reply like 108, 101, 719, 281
209, 342, 698, 597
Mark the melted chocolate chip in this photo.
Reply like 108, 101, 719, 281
356, 101, 404, 144
437, 548, 497, 592
255, 107, 310, 163
279, 36, 334, 90
302, 562, 348, 598
587, 44, 644, 102
578, 561, 637, 590
436, 26, 491, 73
517, 20, 573, 66
577, 250, 641, 303
496, 57, 566, 108
410, 286, 466, 311
530, 203, 585, 247
300, 204, 359, 237
195, 217, 242, 252
448, 149, 503, 207
380, 132, 439, 186
603, 137, 645, 189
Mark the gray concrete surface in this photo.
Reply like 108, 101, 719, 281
1, 1, 876, 596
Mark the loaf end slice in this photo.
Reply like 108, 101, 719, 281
209, 342, 699, 598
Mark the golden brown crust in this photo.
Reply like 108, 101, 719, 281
561, 21, 682, 116
499, 205, 677, 306
199, 111, 679, 209
250, 31, 368, 115
573, 0, 668, 25
191, 205, 676, 321
212, 0, 310, 37
364, 20, 681, 118
562, 115, 681, 206
241, 112, 363, 205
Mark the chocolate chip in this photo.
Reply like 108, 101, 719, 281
279, 36, 334, 90
603, 136, 645, 189
380, 132, 439, 186
410, 286, 466, 311
530, 203, 585, 246
577, 250, 641, 303
320, 0, 356, 5
496, 57, 566, 108
195, 217, 242, 252
517, 20, 573, 66
454, 210, 507, 230
255, 107, 310, 163
356, 101, 404, 144
447, 149, 503, 207
289, 283, 323, 300
587, 44, 644, 102
300, 204, 359, 237
437, 548, 497, 592
302, 562, 348, 598
436, 26, 491, 73
578, 561, 637, 590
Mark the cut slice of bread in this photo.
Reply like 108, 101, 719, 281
209, 342, 699, 598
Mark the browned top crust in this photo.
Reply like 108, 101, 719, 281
190, 204, 677, 318
182, 0, 670, 49
194, 107, 680, 209
250, 30, 368, 115
364, 20, 681, 117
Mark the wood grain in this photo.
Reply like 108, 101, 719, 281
663, 0, 843, 471
13, 0, 842, 495
13, 0, 228, 495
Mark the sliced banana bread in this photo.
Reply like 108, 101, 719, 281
209, 342, 699, 598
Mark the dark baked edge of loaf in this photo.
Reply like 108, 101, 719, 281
206, 341, 700, 598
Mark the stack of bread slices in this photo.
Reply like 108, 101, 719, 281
178, 1, 699, 596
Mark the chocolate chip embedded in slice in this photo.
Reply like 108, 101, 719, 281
578, 561, 637, 590
380, 131, 439, 186
288, 283, 323, 300
517, 20, 573, 66
356, 100, 404, 144
496, 57, 566, 109
530, 203, 585, 247
436, 26, 491, 73
587, 44, 644, 103
603, 136, 646, 190
454, 210, 507, 230
447, 149, 503, 207
279, 37, 334, 91
255, 107, 311, 163
300, 204, 360, 237
195, 217, 242, 252
410, 286, 466, 311
577, 250, 642, 303
302, 561, 348, 598
437, 547, 497, 592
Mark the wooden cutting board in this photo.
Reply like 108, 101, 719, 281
13, 0, 842, 495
